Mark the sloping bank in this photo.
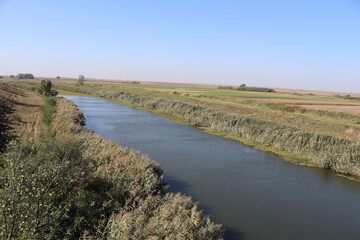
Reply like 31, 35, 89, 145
55, 97, 223, 239
56, 85, 360, 179
0, 95, 222, 239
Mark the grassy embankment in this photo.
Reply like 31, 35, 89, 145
43, 81, 360, 180
0, 84, 222, 239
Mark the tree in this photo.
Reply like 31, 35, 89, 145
10, 75, 15, 79
56, 76, 60, 79
16, 73, 34, 79
240, 84, 246, 88
39, 80, 57, 96
77, 75, 85, 85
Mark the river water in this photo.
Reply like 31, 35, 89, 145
63, 95, 360, 240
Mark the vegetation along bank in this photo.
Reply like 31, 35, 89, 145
51, 83, 360, 179
0, 84, 222, 239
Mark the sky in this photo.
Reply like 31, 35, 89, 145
0, 0, 359, 93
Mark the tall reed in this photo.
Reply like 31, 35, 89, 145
55, 85, 360, 178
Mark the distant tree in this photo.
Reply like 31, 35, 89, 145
0, 76, 3, 79
16, 73, 34, 79
39, 80, 58, 96
218, 86, 233, 90
77, 75, 85, 85
240, 84, 246, 88
10, 75, 15, 79
56, 76, 60, 79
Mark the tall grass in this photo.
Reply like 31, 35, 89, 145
54, 97, 223, 238
0, 91, 222, 239
55, 85, 360, 178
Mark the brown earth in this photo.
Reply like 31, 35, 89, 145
299, 105, 360, 114
0, 84, 44, 139
275, 88, 360, 97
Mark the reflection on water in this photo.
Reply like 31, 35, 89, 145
63, 95, 360, 240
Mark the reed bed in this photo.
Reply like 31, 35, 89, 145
56, 85, 360, 178
54, 97, 223, 239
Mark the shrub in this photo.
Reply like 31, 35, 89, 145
237, 86, 275, 92
39, 80, 58, 97
42, 97, 57, 125
0, 100, 14, 153
0, 137, 92, 239
218, 86, 233, 90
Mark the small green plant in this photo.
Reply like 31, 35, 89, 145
42, 97, 57, 125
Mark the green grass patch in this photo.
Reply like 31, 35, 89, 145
42, 97, 57, 125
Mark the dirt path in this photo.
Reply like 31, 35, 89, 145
0, 84, 44, 139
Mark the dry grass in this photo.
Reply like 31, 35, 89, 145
0, 84, 44, 139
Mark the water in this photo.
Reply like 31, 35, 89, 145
63, 95, 360, 240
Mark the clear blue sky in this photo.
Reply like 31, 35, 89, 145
0, 0, 359, 93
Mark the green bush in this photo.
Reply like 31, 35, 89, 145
237, 86, 275, 92
0, 138, 89, 239
218, 86, 233, 89
0, 100, 14, 153
39, 80, 58, 97
43, 97, 57, 125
